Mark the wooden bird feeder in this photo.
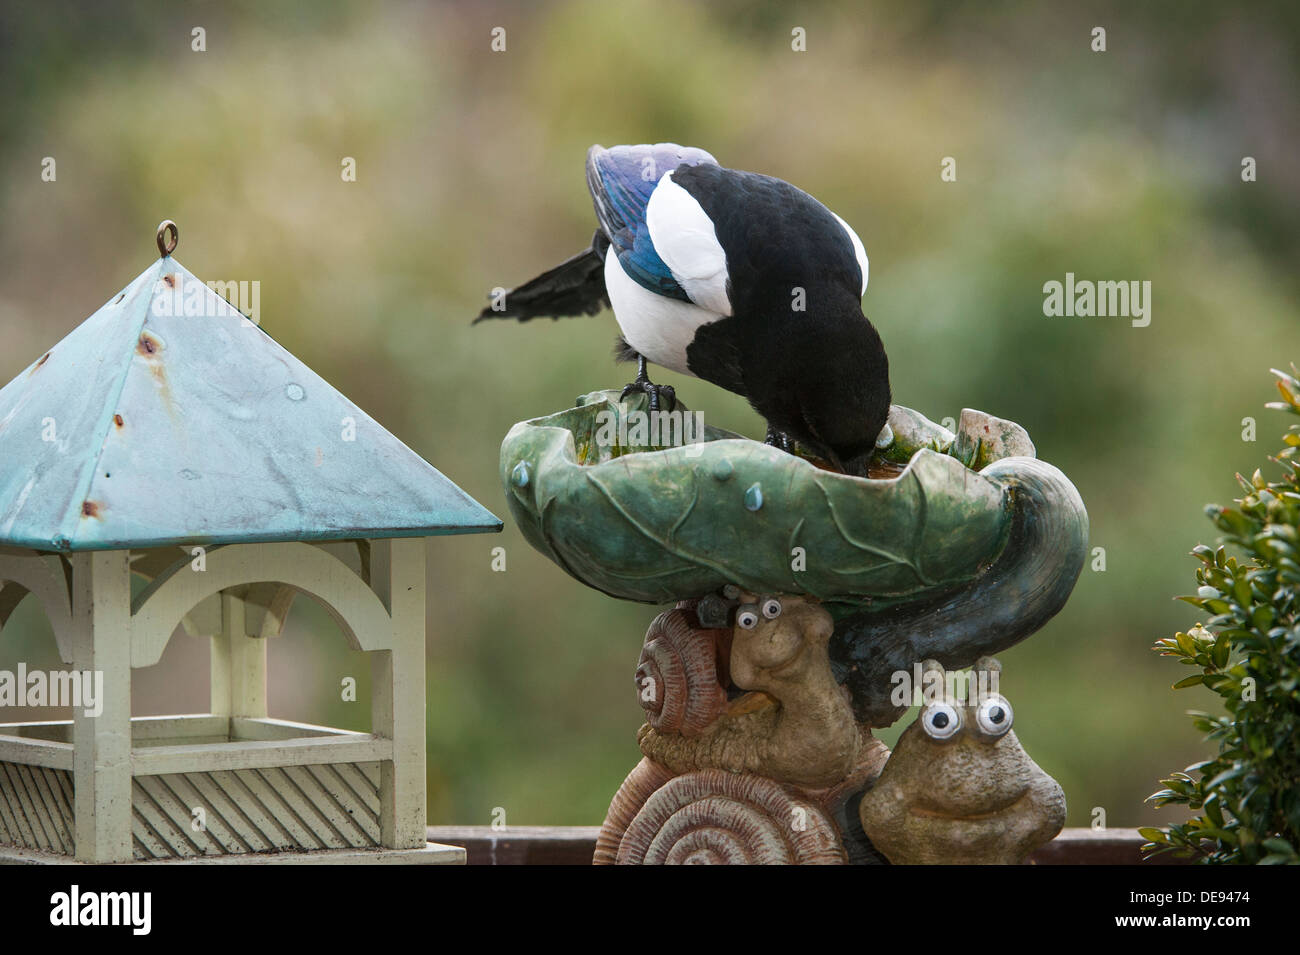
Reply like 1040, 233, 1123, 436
0, 222, 501, 864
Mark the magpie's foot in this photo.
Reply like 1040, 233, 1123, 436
620, 377, 676, 413
764, 425, 792, 453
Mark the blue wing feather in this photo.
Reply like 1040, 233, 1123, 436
586, 143, 718, 301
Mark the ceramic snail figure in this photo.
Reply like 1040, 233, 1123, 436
637, 590, 876, 789
856, 658, 1065, 864
596, 590, 890, 865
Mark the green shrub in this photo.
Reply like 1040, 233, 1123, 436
1142, 367, 1300, 864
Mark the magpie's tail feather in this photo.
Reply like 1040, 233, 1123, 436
472, 231, 611, 324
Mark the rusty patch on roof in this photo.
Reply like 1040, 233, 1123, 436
137, 331, 162, 356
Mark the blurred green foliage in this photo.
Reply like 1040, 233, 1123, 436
0, 1, 1297, 827
1143, 368, 1300, 863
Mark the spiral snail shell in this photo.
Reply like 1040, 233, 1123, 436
610, 768, 845, 865
633, 605, 729, 738
594, 757, 674, 865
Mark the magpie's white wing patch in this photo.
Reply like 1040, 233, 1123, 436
832, 211, 869, 296
604, 246, 722, 378
645, 171, 733, 316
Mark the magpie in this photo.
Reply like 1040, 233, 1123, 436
475, 143, 891, 472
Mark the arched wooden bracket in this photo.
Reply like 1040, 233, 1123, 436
0, 552, 76, 664
130, 541, 395, 668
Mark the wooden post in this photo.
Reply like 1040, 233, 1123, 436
211, 588, 267, 719
70, 549, 133, 863
370, 537, 427, 849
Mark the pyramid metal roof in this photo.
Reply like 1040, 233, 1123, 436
0, 253, 500, 551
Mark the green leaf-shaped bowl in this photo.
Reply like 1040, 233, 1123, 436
499, 390, 1034, 609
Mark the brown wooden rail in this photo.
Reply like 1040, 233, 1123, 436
425, 826, 1187, 866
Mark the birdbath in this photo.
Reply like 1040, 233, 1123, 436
500, 389, 1087, 864
0, 223, 501, 864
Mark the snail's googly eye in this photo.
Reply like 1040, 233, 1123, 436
976, 695, 1013, 736
921, 702, 961, 740
736, 606, 759, 630
761, 598, 782, 619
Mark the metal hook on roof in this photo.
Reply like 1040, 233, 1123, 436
156, 220, 179, 257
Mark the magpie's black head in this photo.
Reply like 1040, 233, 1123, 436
817, 311, 892, 467
742, 293, 891, 472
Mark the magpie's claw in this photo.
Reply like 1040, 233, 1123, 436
621, 355, 676, 412
621, 379, 676, 412
764, 425, 792, 453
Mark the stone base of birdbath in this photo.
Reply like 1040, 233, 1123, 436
594, 601, 1067, 866
499, 390, 1088, 865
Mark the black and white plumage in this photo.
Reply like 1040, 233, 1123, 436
475, 143, 891, 471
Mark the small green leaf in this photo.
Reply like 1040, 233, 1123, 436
1206, 765, 1248, 788
1204, 795, 1225, 828
1212, 633, 1231, 668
